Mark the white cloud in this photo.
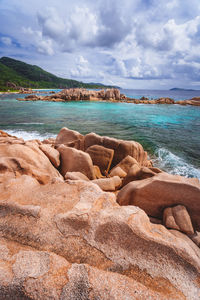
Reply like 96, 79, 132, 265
1, 37, 12, 46
23, 27, 54, 55
1, 0, 200, 88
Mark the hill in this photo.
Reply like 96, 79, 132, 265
0, 57, 114, 91
170, 87, 195, 91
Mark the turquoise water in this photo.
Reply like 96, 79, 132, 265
0, 90, 200, 178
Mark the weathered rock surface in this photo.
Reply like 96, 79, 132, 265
109, 166, 127, 178
58, 144, 95, 180
0, 139, 62, 184
176, 98, 200, 106
191, 231, 200, 248
117, 173, 200, 231
86, 144, 114, 175
163, 205, 194, 235
19, 88, 124, 103
0, 129, 200, 299
55, 127, 84, 148
170, 230, 200, 257
16, 88, 200, 107
0, 176, 200, 299
39, 144, 60, 168
122, 165, 156, 186
110, 155, 139, 174
65, 171, 89, 181
93, 165, 103, 179
84, 133, 149, 167
92, 176, 122, 191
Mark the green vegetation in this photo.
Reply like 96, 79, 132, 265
0, 57, 114, 91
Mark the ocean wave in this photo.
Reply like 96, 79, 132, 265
16, 122, 44, 125
153, 147, 200, 179
5, 130, 56, 141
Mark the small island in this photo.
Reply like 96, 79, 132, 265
170, 88, 196, 91
17, 87, 200, 106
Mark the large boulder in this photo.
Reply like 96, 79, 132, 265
55, 127, 84, 148
163, 205, 194, 235
110, 155, 139, 174
92, 176, 122, 191
122, 165, 156, 187
0, 140, 62, 184
39, 144, 60, 168
0, 239, 71, 300
109, 166, 127, 178
0, 174, 200, 299
191, 232, 200, 247
86, 145, 114, 175
65, 171, 89, 181
104, 88, 121, 100
57, 145, 95, 180
84, 133, 149, 167
117, 173, 200, 231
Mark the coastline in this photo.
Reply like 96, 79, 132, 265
0, 127, 200, 299
1, 89, 199, 179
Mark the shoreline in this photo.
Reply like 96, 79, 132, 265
0, 127, 200, 298
3, 127, 200, 180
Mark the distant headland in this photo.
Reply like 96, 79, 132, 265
0, 56, 117, 91
170, 87, 196, 91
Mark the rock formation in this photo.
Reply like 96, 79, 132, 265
16, 88, 200, 106
0, 128, 200, 299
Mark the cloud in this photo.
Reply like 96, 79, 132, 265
70, 55, 91, 77
1, 0, 200, 88
23, 27, 54, 55
1, 37, 12, 46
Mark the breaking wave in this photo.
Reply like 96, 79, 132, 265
153, 147, 200, 179
5, 130, 56, 141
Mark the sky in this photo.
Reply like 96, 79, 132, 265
1, 0, 200, 89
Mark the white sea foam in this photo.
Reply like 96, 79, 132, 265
153, 147, 200, 179
5, 130, 56, 141
16, 123, 44, 125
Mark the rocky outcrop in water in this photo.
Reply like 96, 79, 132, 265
18, 88, 125, 102
16, 88, 200, 106
0, 128, 200, 299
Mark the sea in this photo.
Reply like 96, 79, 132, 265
0, 88, 200, 179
